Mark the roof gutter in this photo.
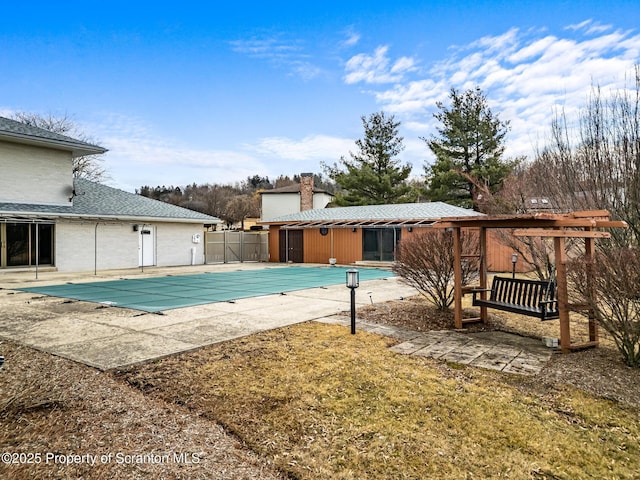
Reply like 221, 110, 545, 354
0, 132, 107, 157
0, 211, 221, 224
270, 219, 436, 229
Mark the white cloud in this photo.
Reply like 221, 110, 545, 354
230, 34, 322, 79
565, 19, 612, 35
344, 45, 417, 84
229, 36, 302, 59
90, 114, 268, 191
348, 25, 640, 164
248, 134, 353, 162
341, 28, 361, 48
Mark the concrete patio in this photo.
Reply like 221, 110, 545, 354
0, 264, 554, 373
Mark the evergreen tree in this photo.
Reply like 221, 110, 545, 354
424, 87, 517, 210
324, 111, 414, 205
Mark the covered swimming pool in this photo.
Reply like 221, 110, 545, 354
18, 266, 394, 313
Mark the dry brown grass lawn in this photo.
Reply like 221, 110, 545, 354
3, 291, 640, 479
120, 322, 640, 480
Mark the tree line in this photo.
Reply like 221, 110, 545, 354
137, 173, 336, 228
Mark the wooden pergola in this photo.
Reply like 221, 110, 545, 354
432, 210, 627, 353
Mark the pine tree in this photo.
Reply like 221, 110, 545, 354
424, 87, 517, 210
324, 111, 415, 206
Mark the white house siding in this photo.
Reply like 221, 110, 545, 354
261, 193, 300, 221
55, 221, 206, 272
55, 221, 139, 272
155, 222, 205, 267
262, 192, 334, 221
0, 142, 73, 205
313, 192, 334, 210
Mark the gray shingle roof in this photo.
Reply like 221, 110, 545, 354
0, 116, 107, 156
264, 202, 483, 223
0, 178, 220, 224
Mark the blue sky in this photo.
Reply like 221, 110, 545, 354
2, 1, 639, 192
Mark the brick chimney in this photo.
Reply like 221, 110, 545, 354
299, 173, 314, 211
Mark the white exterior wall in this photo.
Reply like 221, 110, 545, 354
0, 142, 73, 205
55, 220, 206, 272
261, 193, 300, 221
262, 192, 333, 221
56, 221, 139, 272
313, 192, 333, 210
155, 222, 205, 267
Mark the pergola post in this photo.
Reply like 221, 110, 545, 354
554, 235, 572, 353
585, 232, 599, 344
453, 226, 463, 329
479, 227, 488, 324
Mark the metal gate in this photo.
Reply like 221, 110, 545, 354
205, 231, 269, 263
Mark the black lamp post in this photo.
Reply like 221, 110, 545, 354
346, 269, 359, 334
511, 253, 518, 278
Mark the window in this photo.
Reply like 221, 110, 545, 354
362, 228, 401, 261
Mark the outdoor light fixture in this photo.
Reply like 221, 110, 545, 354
346, 269, 359, 289
346, 269, 359, 334
511, 253, 518, 278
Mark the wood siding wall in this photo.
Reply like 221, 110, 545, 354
268, 226, 363, 264
303, 228, 362, 264
485, 230, 534, 273
268, 225, 533, 272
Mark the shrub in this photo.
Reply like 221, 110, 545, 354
393, 229, 478, 310
568, 247, 640, 367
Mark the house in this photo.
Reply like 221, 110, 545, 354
0, 116, 220, 272
261, 202, 483, 264
260, 173, 334, 221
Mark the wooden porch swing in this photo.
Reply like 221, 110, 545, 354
432, 210, 627, 353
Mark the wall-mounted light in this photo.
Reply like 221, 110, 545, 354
511, 253, 518, 278
133, 224, 139, 232
352, 227, 357, 232
408, 227, 413, 232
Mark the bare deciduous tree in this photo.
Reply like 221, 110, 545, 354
568, 248, 640, 367
527, 65, 640, 366
222, 194, 260, 229
393, 229, 479, 311
527, 66, 640, 244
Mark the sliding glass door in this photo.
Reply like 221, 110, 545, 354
1, 223, 54, 268
362, 228, 401, 261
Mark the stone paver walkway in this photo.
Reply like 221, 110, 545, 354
319, 316, 553, 375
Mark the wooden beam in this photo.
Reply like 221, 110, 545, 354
568, 341, 599, 351
585, 232, 599, 344
462, 317, 483, 324
513, 229, 611, 238
479, 227, 488, 324
453, 227, 463, 329
571, 209, 611, 218
555, 236, 571, 353
594, 220, 628, 228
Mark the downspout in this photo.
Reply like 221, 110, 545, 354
141, 223, 146, 273
393, 227, 397, 261
285, 228, 289, 263
35, 223, 39, 280
94, 222, 99, 276
330, 228, 334, 260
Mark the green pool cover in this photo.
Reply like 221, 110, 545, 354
17, 266, 394, 313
